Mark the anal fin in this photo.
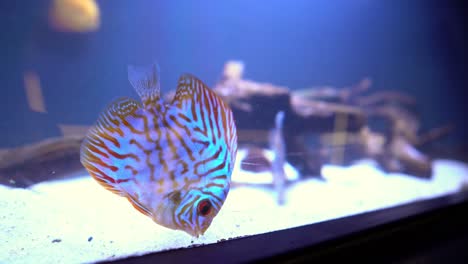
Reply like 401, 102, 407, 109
126, 193, 152, 217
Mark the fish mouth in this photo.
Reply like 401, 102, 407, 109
186, 229, 202, 238
187, 224, 209, 238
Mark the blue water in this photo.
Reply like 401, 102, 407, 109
1, 0, 466, 147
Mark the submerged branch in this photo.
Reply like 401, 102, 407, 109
0, 136, 85, 188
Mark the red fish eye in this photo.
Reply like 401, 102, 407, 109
197, 199, 212, 216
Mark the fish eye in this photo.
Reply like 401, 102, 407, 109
197, 199, 212, 216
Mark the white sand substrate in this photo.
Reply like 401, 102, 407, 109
1, 149, 467, 264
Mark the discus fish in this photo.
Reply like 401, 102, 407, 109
80, 63, 237, 237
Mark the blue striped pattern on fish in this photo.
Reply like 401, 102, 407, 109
80, 63, 237, 237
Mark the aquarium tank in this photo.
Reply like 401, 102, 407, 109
1, 0, 467, 263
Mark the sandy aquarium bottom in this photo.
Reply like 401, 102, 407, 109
1, 149, 468, 264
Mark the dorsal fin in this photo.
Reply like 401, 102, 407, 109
172, 73, 221, 108
172, 73, 237, 158
127, 63, 161, 107
93, 97, 142, 129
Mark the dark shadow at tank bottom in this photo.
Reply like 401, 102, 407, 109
102, 191, 468, 264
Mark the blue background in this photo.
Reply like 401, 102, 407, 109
0, 0, 466, 147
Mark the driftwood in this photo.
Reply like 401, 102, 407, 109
214, 62, 368, 177
0, 136, 85, 187
240, 147, 271, 173
217, 61, 438, 178
0, 60, 457, 188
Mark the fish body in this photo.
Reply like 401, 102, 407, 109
80, 63, 237, 237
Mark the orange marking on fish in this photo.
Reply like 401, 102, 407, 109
177, 113, 192, 123
101, 132, 120, 148
204, 183, 224, 188
87, 144, 110, 159
124, 165, 138, 176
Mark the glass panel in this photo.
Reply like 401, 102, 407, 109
1, 1, 467, 263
